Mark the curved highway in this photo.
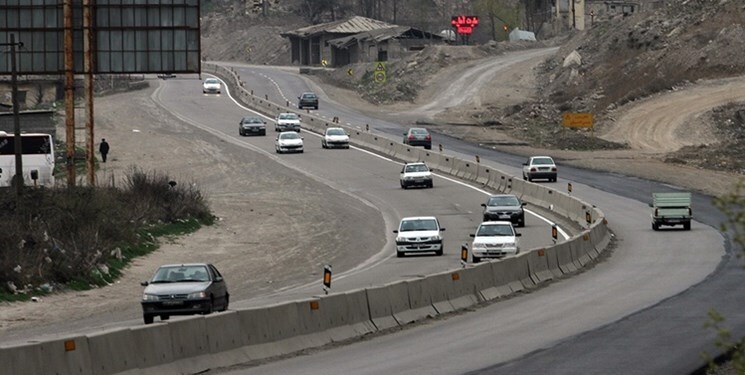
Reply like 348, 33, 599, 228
198, 54, 737, 374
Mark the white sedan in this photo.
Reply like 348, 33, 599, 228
275, 131, 304, 153
202, 78, 221, 94
470, 221, 521, 263
322, 127, 350, 149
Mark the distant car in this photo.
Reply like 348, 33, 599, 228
275, 113, 302, 132
403, 127, 432, 150
470, 221, 521, 263
400, 162, 433, 189
322, 127, 350, 149
275, 131, 304, 153
140, 263, 229, 324
239, 116, 266, 136
522, 156, 557, 182
202, 78, 221, 94
298, 92, 319, 110
393, 216, 445, 257
481, 194, 527, 227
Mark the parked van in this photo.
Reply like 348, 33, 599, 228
650, 192, 692, 231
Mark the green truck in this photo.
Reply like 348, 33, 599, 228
651, 192, 692, 231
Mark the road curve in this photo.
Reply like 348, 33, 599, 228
202, 55, 731, 374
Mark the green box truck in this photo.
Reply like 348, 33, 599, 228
651, 192, 692, 231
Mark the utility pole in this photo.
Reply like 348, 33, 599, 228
572, 0, 577, 29
64, 0, 76, 187
1, 34, 25, 198
84, 0, 95, 186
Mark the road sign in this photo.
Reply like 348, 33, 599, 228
374, 71, 387, 84
562, 113, 594, 128
375, 62, 387, 72
321, 59, 329, 67
347, 68, 353, 76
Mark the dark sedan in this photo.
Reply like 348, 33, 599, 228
481, 194, 527, 227
239, 116, 267, 136
140, 263, 229, 324
403, 127, 432, 149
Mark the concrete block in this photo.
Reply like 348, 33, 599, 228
168, 316, 210, 361
205, 310, 246, 353
399, 277, 438, 324
554, 241, 577, 274
476, 164, 491, 185
421, 271, 456, 314
0, 341, 44, 375
544, 244, 564, 278
526, 248, 554, 284
317, 289, 376, 340
37, 336, 93, 375
87, 328, 138, 375
569, 234, 591, 268
129, 323, 174, 370
366, 282, 408, 330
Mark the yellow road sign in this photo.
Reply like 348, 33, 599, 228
374, 71, 386, 84
347, 68, 353, 76
562, 113, 594, 128
321, 59, 328, 67
375, 62, 386, 72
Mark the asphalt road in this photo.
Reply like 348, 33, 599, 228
204, 56, 739, 374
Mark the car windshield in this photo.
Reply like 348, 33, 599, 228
204, 79, 219, 84
532, 157, 554, 165
405, 164, 429, 173
327, 129, 346, 136
477, 224, 514, 237
302, 93, 316, 99
279, 114, 299, 120
400, 219, 438, 232
152, 265, 210, 283
242, 117, 261, 124
280, 133, 300, 140
488, 196, 520, 206
410, 128, 428, 135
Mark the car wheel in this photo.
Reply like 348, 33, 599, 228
472, 256, 481, 264
684, 222, 691, 231
396, 251, 404, 258
314, 106, 318, 110
428, 181, 433, 188
160, 314, 170, 321
527, 176, 533, 182
435, 247, 443, 256
222, 293, 230, 311
522, 173, 527, 181
143, 314, 154, 325
652, 222, 659, 231
401, 183, 408, 189
345, 145, 350, 149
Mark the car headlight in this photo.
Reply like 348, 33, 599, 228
472, 243, 486, 249
430, 235, 441, 241
505, 242, 516, 248
142, 293, 159, 302
187, 291, 207, 299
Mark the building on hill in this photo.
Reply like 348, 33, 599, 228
281, 16, 443, 67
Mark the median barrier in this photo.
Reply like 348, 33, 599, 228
366, 282, 406, 330
451, 159, 469, 179
554, 241, 577, 274
440, 269, 482, 311
202, 311, 252, 370
590, 221, 611, 256
317, 289, 377, 341
37, 336, 93, 375
168, 317, 210, 364
569, 234, 592, 268
459, 262, 497, 301
543, 245, 564, 278
401, 277, 438, 324
418, 150, 439, 168
420, 271, 457, 314
87, 328, 138, 375
476, 164, 491, 185
526, 249, 554, 284
0, 341, 45, 375
510, 178, 528, 199
440, 155, 458, 175
480, 261, 513, 300
395, 144, 420, 163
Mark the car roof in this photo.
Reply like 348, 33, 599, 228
400, 216, 438, 221
408, 127, 429, 132
530, 155, 554, 160
278, 131, 300, 135
278, 112, 297, 116
405, 162, 427, 166
301, 92, 316, 95
158, 263, 211, 268
204, 78, 219, 82
479, 221, 515, 226
489, 194, 519, 198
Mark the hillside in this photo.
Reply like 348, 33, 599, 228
200, 0, 745, 175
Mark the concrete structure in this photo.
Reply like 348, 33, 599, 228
0, 110, 57, 138
281, 16, 443, 67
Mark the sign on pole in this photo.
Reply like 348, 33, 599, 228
562, 113, 594, 128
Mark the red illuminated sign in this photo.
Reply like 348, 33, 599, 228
451, 15, 479, 35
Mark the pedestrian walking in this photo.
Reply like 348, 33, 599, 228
99, 138, 110, 163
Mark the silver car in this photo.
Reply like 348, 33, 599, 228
140, 263, 229, 324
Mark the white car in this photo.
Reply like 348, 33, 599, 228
322, 127, 350, 149
522, 155, 557, 182
275, 113, 301, 132
275, 131, 304, 153
393, 216, 445, 257
399, 162, 433, 189
470, 221, 521, 263
202, 78, 221, 94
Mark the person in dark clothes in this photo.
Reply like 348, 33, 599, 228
99, 138, 110, 163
